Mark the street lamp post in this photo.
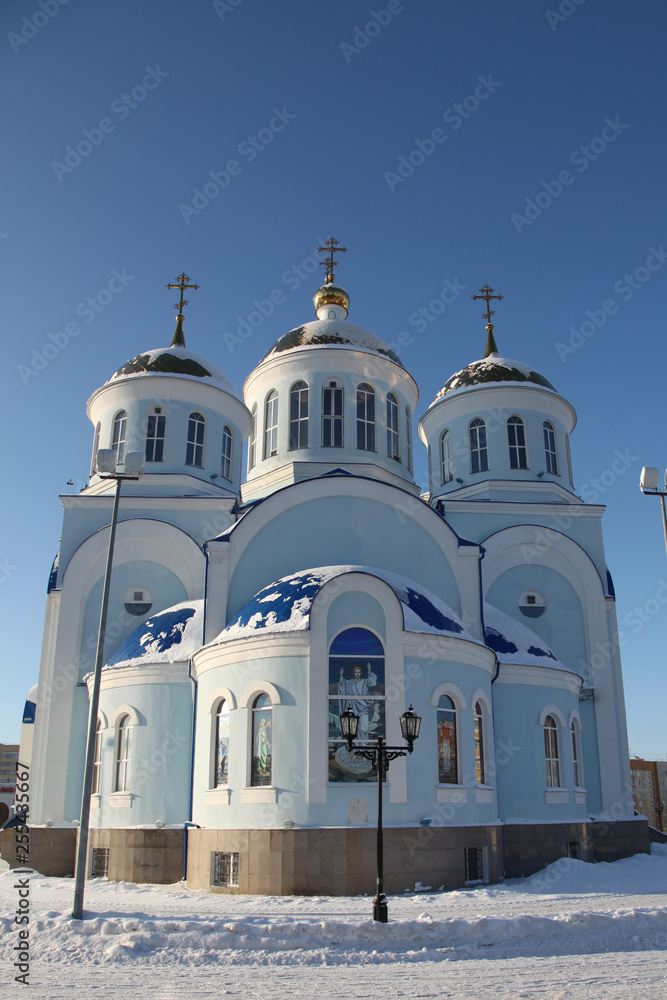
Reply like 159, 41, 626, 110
340, 705, 421, 923
72, 449, 144, 920
639, 467, 667, 559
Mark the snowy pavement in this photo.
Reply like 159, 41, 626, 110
1, 846, 666, 998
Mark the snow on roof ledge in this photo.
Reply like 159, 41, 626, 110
212, 566, 475, 645
483, 602, 576, 673
101, 601, 204, 670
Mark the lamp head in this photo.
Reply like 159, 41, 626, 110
400, 704, 422, 751
640, 467, 661, 492
339, 708, 359, 750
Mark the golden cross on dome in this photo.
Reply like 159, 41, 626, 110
318, 238, 348, 285
471, 284, 503, 330
166, 272, 200, 318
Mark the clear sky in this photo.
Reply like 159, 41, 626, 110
1, 0, 666, 759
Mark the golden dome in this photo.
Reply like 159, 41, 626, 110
313, 283, 350, 316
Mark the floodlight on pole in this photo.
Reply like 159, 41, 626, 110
72, 451, 143, 921
639, 466, 667, 560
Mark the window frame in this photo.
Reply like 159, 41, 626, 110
543, 420, 558, 476
145, 405, 166, 464
111, 410, 127, 465
356, 382, 376, 452
185, 411, 206, 468
289, 380, 309, 451
570, 718, 583, 788
544, 714, 561, 788
91, 422, 101, 475
248, 403, 257, 470
221, 425, 233, 480
322, 379, 344, 448
263, 390, 279, 459
250, 693, 272, 787
405, 406, 413, 473
440, 429, 453, 484
214, 699, 230, 788
92, 720, 102, 795
507, 415, 528, 470
436, 694, 459, 785
474, 701, 486, 785
469, 418, 488, 474
386, 392, 400, 461
114, 714, 131, 792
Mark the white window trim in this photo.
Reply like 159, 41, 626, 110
431, 683, 464, 789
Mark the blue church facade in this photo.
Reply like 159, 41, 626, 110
17, 272, 646, 893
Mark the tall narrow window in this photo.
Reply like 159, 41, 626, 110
145, 406, 166, 463
507, 416, 528, 469
264, 391, 279, 458
405, 407, 413, 473
249, 404, 257, 470
251, 694, 272, 786
289, 381, 309, 450
114, 715, 131, 792
386, 393, 400, 461
215, 700, 230, 786
221, 426, 233, 479
440, 430, 453, 483
543, 421, 558, 475
356, 383, 375, 451
322, 379, 344, 447
565, 434, 573, 485
571, 721, 582, 787
91, 422, 101, 475
329, 627, 385, 783
92, 720, 102, 794
437, 695, 458, 784
474, 702, 485, 785
469, 418, 488, 474
186, 412, 205, 467
112, 411, 127, 464
544, 715, 560, 788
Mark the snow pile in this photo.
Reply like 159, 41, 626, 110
218, 566, 472, 643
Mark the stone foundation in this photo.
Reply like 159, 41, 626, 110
186, 825, 503, 895
87, 828, 185, 884
502, 818, 650, 879
0, 827, 76, 877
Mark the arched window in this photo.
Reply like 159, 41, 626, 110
437, 695, 458, 784
221, 426, 233, 479
264, 391, 279, 458
356, 383, 375, 451
251, 694, 272, 786
543, 421, 558, 475
112, 411, 127, 464
507, 416, 528, 469
329, 627, 385, 783
114, 715, 131, 792
289, 381, 309, 450
571, 720, 582, 787
474, 701, 485, 785
322, 379, 344, 447
92, 720, 102, 794
469, 418, 488, 473
566, 434, 573, 485
440, 430, 453, 483
544, 715, 561, 787
215, 700, 230, 787
405, 407, 413, 473
186, 412, 205, 467
145, 406, 166, 463
386, 393, 400, 461
90, 422, 101, 475
248, 404, 257, 470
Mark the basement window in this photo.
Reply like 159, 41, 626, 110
212, 851, 239, 888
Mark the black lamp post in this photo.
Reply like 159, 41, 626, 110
340, 705, 421, 923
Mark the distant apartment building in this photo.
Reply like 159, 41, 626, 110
0, 744, 19, 825
630, 758, 667, 832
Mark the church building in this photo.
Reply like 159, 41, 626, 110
11, 247, 645, 894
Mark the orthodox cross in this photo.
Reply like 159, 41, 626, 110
471, 284, 503, 331
166, 272, 200, 318
318, 238, 348, 285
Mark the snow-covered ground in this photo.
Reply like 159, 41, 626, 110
2, 846, 667, 998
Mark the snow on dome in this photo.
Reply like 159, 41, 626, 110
432, 353, 556, 405
104, 600, 204, 670
106, 346, 239, 398
214, 566, 474, 643
259, 320, 404, 368
23, 685, 39, 724
483, 602, 576, 674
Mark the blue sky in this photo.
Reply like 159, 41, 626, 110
1, 0, 666, 759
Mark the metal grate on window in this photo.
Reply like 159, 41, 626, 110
464, 846, 484, 883
566, 841, 581, 860
212, 851, 239, 887
91, 848, 109, 878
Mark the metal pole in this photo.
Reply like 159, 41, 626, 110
372, 737, 388, 923
72, 476, 122, 920
660, 495, 667, 561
